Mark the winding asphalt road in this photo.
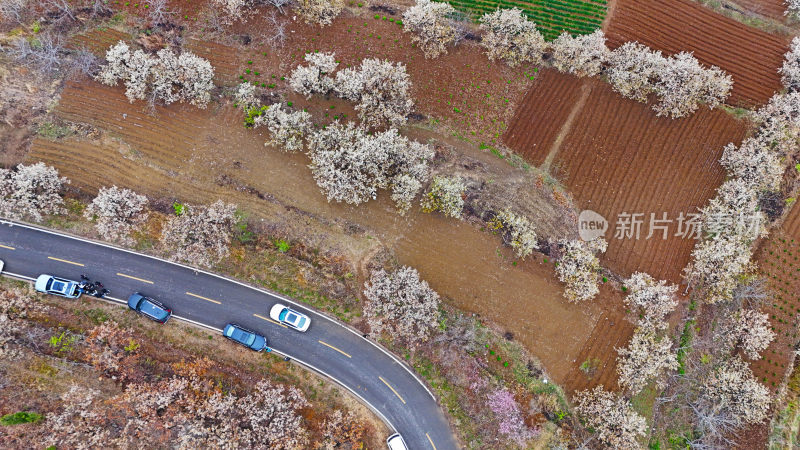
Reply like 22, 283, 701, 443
0, 219, 457, 450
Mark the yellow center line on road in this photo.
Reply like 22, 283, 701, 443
426, 433, 437, 450
116, 272, 154, 284
48, 256, 84, 267
186, 292, 222, 305
379, 376, 406, 404
318, 340, 352, 358
253, 313, 288, 328
0, 244, 15, 250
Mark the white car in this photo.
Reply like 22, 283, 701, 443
269, 303, 311, 332
35, 274, 82, 299
386, 433, 409, 450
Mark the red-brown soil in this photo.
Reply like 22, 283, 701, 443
503, 70, 588, 167
727, 0, 789, 21
505, 73, 749, 283
606, 0, 788, 107
560, 284, 635, 394
753, 203, 800, 389
753, 234, 800, 393
73, 10, 539, 147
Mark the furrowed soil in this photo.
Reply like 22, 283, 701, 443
725, 0, 790, 21
504, 71, 749, 283
737, 207, 800, 450
606, 0, 788, 107
28, 78, 601, 385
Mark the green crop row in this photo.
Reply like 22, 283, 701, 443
440, 0, 606, 39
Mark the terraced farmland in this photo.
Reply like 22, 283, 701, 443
440, 0, 607, 40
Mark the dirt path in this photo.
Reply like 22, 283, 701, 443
541, 81, 593, 172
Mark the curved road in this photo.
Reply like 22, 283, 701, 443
0, 219, 457, 450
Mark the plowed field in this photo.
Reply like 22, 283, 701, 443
606, 0, 788, 107
504, 74, 749, 283
503, 70, 588, 166
560, 285, 635, 394
728, 0, 788, 21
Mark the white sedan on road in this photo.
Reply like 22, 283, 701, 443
35, 274, 82, 299
269, 303, 311, 332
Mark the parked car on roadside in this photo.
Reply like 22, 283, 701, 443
34, 274, 82, 299
269, 303, 311, 332
127, 292, 172, 324
223, 323, 268, 351
386, 433, 409, 450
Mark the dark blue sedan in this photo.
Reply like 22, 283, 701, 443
223, 323, 268, 351
127, 293, 172, 324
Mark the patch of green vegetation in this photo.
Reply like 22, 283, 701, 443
37, 122, 74, 140
676, 318, 695, 375
49, 331, 77, 355
274, 239, 290, 253
234, 211, 255, 245
579, 357, 600, 375
631, 384, 657, 422
172, 202, 185, 216
81, 307, 110, 325
0, 411, 42, 426
720, 105, 750, 119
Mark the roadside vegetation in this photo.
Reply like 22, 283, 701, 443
0, 278, 382, 448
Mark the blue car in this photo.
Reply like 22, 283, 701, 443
127, 293, 172, 324
223, 323, 268, 351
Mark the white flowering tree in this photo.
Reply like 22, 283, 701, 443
550, 30, 610, 77
84, 186, 148, 245
234, 82, 258, 109
573, 386, 647, 449
479, 8, 547, 67
420, 175, 465, 219
753, 92, 800, 158
160, 200, 237, 267
96, 41, 215, 108
211, 0, 250, 22
0, 162, 68, 222
607, 41, 664, 103
363, 266, 440, 345
307, 122, 433, 213
335, 58, 414, 128
616, 329, 678, 394
723, 309, 775, 360
251, 104, 313, 152
652, 52, 732, 119
402, 0, 458, 59
623, 272, 678, 330
786, 0, 800, 18
295, 0, 344, 26
685, 234, 753, 304
697, 357, 771, 430
555, 238, 607, 302
489, 209, 538, 259
289, 52, 337, 98
780, 37, 800, 92
719, 138, 784, 193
